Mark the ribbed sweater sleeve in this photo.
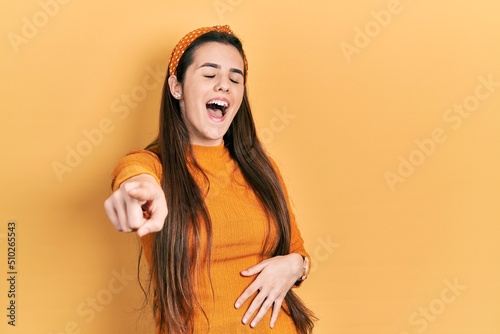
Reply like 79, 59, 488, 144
111, 150, 162, 191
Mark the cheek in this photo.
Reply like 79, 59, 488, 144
235, 92, 244, 109
183, 86, 206, 112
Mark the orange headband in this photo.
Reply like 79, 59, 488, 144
168, 25, 248, 82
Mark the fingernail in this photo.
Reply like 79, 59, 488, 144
235, 302, 240, 308
242, 317, 248, 324
250, 321, 256, 328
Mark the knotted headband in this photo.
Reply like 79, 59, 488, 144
168, 25, 248, 82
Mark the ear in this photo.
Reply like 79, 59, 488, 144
168, 75, 183, 99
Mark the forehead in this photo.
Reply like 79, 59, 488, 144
191, 42, 244, 69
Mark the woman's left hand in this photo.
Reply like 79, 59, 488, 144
235, 253, 304, 328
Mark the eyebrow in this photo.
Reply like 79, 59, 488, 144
199, 62, 244, 76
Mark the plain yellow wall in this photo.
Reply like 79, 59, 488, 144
1, 0, 500, 333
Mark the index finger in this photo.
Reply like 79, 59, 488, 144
235, 280, 260, 309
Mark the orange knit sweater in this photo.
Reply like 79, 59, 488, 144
112, 142, 309, 333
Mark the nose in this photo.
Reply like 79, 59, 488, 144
215, 76, 230, 93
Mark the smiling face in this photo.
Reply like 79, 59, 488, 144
168, 42, 245, 146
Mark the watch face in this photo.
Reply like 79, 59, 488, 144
294, 255, 310, 286
300, 256, 310, 281
305, 257, 311, 275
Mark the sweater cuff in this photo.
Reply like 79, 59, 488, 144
112, 165, 161, 191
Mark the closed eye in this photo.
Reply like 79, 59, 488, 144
204, 74, 239, 84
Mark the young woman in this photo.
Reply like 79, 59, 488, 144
104, 25, 316, 334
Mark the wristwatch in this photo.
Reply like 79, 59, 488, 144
294, 256, 310, 287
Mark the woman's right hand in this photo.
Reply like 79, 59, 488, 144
104, 174, 168, 237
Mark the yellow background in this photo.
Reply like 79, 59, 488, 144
1, 0, 500, 333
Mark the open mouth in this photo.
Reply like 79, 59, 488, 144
206, 99, 229, 119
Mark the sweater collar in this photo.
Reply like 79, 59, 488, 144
191, 141, 228, 162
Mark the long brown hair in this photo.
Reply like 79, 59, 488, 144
143, 31, 316, 333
